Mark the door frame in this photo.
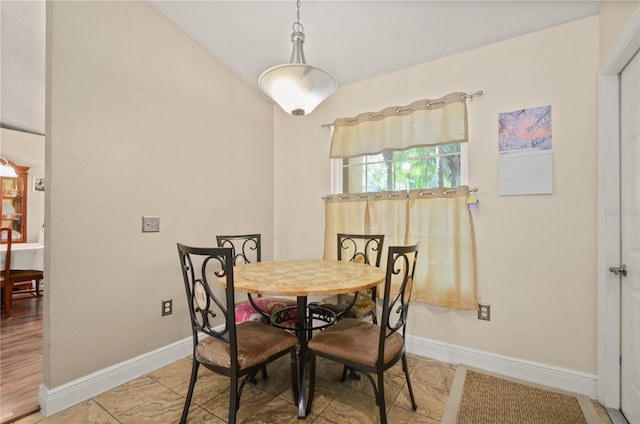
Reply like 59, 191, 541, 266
597, 8, 640, 409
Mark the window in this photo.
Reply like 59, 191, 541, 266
336, 143, 467, 194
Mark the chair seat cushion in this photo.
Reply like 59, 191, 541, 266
235, 297, 297, 324
320, 294, 375, 319
1, 269, 43, 285
196, 321, 298, 370
308, 318, 403, 367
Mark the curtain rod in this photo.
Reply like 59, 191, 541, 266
322, 187, 478, 201
321, 90, 483, 129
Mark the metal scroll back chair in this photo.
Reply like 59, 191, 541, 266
1, 227, 44, 318
216, 234, 263, 324
216, 234, 296, 325
320, 233, 385, 323
216, 234, 296, 381
216, 233, 262, 265
306, 244, 419, 423
176, 244, 298, 424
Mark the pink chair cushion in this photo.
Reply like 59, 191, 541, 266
235, 297, 297, 325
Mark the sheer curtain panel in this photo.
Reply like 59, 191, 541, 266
323, 187, 477, 310
323, 196, 368, 260
407, 187, 477, 309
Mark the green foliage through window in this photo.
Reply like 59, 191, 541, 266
342, 144, 462, 193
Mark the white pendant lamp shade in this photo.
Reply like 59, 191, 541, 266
258, 1, 336, 116
259, 63, 336, 116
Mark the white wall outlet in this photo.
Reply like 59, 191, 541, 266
162, 299, 172, 316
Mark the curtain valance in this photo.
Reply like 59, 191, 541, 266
329, 92, 469, 159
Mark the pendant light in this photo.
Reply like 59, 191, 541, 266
258, 0, 336, 116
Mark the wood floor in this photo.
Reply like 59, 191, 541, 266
1, 295, 42, 424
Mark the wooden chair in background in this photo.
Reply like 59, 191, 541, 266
1, 227, 43, 318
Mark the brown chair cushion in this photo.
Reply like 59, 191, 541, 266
2, 269, 43, 285
195, 321, 297, 370
308, 318, 403, 367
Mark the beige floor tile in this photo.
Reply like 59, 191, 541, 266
148, 356, 194, 390
419, 356, 457, 369
242, 395, 317, 424
14, 400, 118, 424
19, 353, 603, 424
387, 355, 418, 378
199, 384, 274, 422
313, 357, 347, 383
181, 404, 227, 424
386, 405, 441, 424
250, 357, 297, 398
410, 360, 456, 392
173, 367, 231, 406
394, 380, 449, 421
93, 376, 184, 424
319, 389, 381, 424
305, 379, 347, 416
32, 352, 612, 424
309, 417, 339, 424
339, 371, 406, 405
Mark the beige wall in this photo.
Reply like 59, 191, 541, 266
43, 0, 615, 394
599, 0, 639, 63
1, 128, 45, 243
45, 1, 274, 388
274, 17, 599, 373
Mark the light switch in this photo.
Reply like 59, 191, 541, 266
142, 216, 160, 233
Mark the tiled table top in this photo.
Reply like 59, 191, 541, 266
231, 259, 385, 296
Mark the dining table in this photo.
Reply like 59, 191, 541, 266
231, 258, 386, 418
0, 242, 44, 270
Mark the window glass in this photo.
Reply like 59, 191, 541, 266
341, 144, 464, 193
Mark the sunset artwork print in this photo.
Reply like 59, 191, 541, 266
498, 105, 551, 154
497, 105, 553, 195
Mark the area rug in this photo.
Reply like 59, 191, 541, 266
442, 365, 602, 424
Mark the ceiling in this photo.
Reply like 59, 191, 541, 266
1, 0, 600, 136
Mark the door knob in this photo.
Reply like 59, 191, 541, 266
609, 264, 627, 277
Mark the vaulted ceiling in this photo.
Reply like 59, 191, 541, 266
1, 0, 600, 136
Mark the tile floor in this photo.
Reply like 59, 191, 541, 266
15, 353, 612, 424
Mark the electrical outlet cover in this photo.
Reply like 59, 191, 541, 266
142, 216, 160, 233
478, 304, 490, 321
162, 299, 172, 316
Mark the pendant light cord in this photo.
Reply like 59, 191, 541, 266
293, 0, 303, 33
258, 0, 337, 116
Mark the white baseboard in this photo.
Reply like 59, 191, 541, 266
39, 336, 193, 417
38, 333, 597, 417
406, 335, 597, 398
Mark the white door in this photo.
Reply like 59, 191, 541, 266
620, 50, 640, 424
